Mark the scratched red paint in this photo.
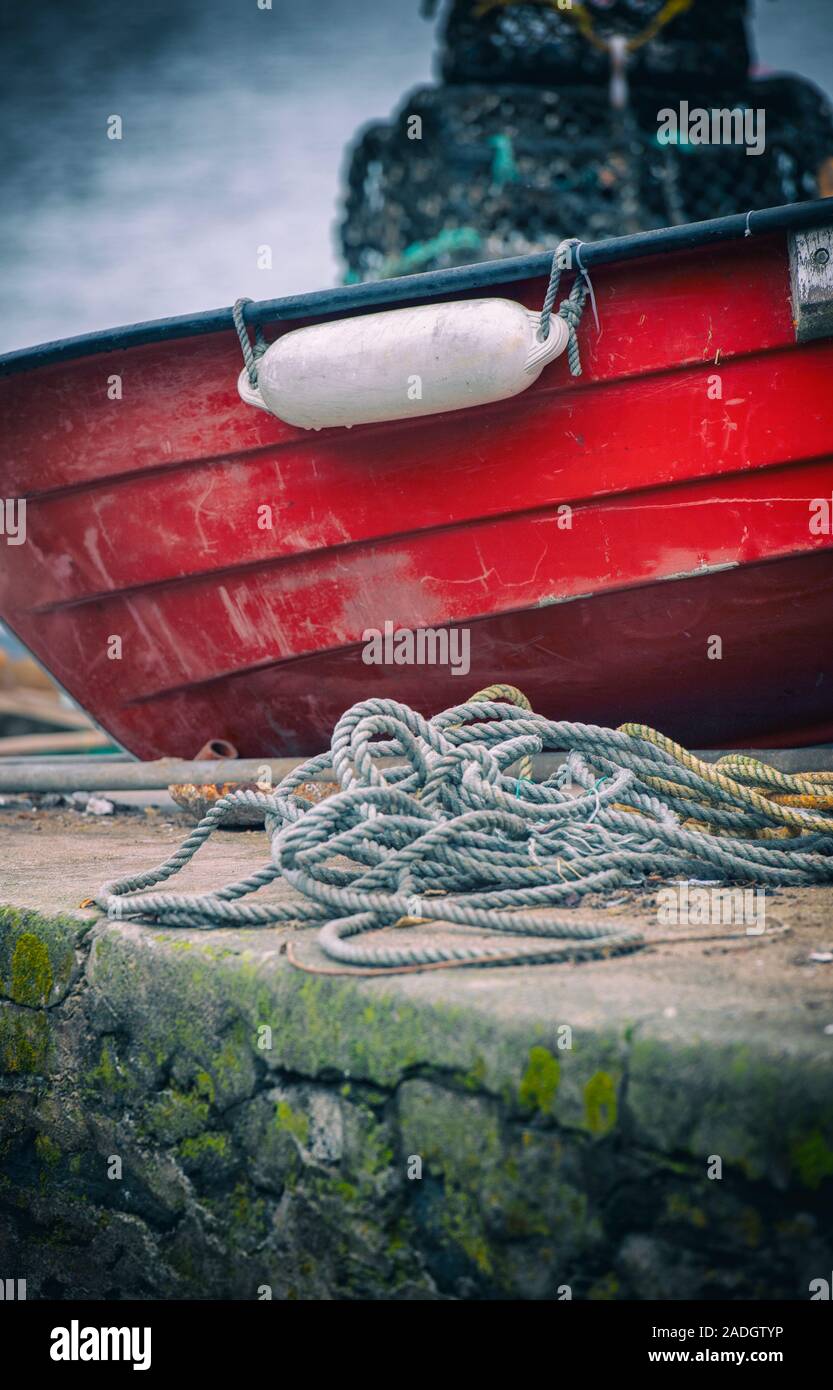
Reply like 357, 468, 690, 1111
0, 234, 831, 756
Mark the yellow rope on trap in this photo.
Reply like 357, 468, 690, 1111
472, 0, 695, 56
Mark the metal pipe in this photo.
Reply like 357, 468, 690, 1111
0, 753, 134, 764
0, 758, 302, 793
2, 747, 833, 795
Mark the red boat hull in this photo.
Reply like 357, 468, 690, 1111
1, 231, 832, 756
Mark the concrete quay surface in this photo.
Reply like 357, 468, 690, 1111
1, 803, 832, 1300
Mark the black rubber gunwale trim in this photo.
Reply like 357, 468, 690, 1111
1, 198, 830, 376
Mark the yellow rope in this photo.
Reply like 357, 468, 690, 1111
469, 682, 532, 711
714, 754, 833, 795
461, 691, 833, 838
469, 683, 534, 780
473, 0, 563, 16
472, 0, 695, 55
619, 722, 833, 836
569, 0, 693, 52
765, 794, 833, 809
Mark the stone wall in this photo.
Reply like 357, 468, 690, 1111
2, 903, 832, 1299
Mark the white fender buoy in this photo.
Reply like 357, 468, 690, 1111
237, 297, 570, 430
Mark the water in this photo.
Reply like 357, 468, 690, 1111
0, 0, 434, 354
0, 0, 831, 355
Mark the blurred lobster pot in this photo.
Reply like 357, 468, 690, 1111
435, 0, 751, 92
341, 76, 833, 281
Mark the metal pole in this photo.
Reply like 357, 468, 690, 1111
0, 758, 303, 794
1, 747, 833, 795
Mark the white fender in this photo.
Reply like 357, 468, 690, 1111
237, 297, 570, 430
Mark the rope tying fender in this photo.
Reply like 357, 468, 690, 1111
95, 695, 833, 973
232, 297, 269, 388
538, 238, 595, 375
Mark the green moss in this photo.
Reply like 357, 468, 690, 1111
274, 1100, 309, 1147
518, 1046, 560, 1116
789, 1130, 833, 1190
211, 1028, 252, 1098
461, 1055, 487, 1092
0, 908, 79, 1006
399, 1080, 502, 1181
0, 1005, 50, 1073
9, 933, 53, 1007
34, 1133, 61, 1166
177, 1129, 237, 1183
397, 1080, 505, 1279
442, 1184, 493, 1275
173, 1025, 255, 1112
583, 1071, 618, 1136
299, 1171, 360, 1211
345, 1102, 395, 1191
230, 1184, 267, 1243
89, 922, 522, 1106
203, 1180, 269, 1248
88, 1039, 129, 1096
195, 1071, 216, 1104
141, 1088, 210, 1144
178, 1131, 231, 1161
87, 935, 256, 1107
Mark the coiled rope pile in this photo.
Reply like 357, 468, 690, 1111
96, 690, 833, 972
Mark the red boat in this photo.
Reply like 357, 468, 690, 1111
1, 200, 832, 758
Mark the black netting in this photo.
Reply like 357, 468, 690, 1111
340, 75, 833, 282
437, 0, 751, 93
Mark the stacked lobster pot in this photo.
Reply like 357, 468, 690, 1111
340, 0, 833, 282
